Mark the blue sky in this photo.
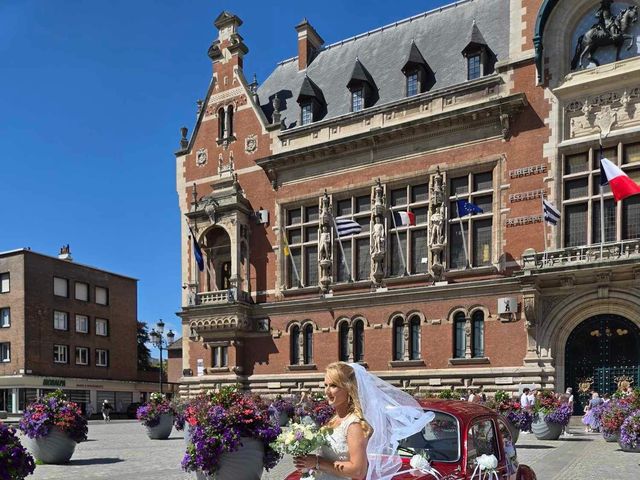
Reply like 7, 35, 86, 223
0, 0, 447, 352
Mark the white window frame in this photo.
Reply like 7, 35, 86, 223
96, 318, 108, 336
0, 308, 9, 328
75, 347, 89, 365
95, 286, 109, 305
75, 282, 89, 301
0, 343, 10, 362
75, 314, 89, 333
53, 311, 68, 331
96, 349, 108, 367
351, 88, 364, 112
53, 276, 69, 297
54, 344, 68, 364
0, 273, 9, 293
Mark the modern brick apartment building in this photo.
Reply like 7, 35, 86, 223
174, 0, 640, 411
0, 247, 158, 414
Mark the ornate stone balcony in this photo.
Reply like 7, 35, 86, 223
522, 239, 640, 271
195, 289, 251, 305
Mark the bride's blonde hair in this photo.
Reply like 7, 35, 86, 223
326, 361, 372, 437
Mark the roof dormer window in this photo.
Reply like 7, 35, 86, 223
401, 41, 433, 97
347, 58, 377, 112
467, 54, 481, 80
296, 75, 326, 126
406, 72, 419, 97
351, 88, 364, 112
461, 21, 495, 82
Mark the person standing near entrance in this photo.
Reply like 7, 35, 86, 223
560, 388, 574, 437
101, 399, 113, 423
86, 401, 94, 419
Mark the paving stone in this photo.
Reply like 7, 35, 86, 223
18, 419, 640, 479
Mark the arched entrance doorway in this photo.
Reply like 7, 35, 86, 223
565, 314, 640, 413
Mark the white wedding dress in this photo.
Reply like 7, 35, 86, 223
316, 413, 360, 480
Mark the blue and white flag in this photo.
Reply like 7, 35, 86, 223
188, 224, 205, 271
335, 218, 362, 237
456, 199, 484, 216
543, 198, 560, 226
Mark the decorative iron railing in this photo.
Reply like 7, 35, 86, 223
522, 239, 640, 270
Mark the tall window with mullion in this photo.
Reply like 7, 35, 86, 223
448, 171, 494, 268
562, 143, 640, 246
285, 204, 319, 288
334, 195, 371, 282
388, 183, 429, 277
290, 323, 314, 366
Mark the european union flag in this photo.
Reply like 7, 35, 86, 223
456, 199, 484, 216
188, 224, 205, 271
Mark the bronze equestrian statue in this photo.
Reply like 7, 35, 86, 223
571, 2, 638, 70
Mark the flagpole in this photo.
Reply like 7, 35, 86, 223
599, 142, 605, 261
282, 230, 302, 288
454, 194, 471, 269
330, 215, 353, 282
390, 210, 409, 276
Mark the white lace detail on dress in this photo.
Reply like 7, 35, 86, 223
316, 413, 359, 480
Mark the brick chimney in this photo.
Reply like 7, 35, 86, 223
209, 12, 248, 76
295, 19, 324, 71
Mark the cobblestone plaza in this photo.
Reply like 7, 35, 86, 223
17, 419, 640, 479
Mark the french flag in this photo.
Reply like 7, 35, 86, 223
393, 211, 416, 226
600, 156, 640, 202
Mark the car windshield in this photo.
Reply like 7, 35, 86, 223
398, 410, 459, 462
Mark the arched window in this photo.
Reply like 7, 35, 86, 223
454, 312, 466, 359
472, 311, 485, 358
226, 105, 234, 139
217, 107, 226, 140
290, 325, 300, 365
392, 317, 404, 361
409, 316, 421, 360
339, 322, 349, 362
303, 323, 313, 364
353, 319, 365, 362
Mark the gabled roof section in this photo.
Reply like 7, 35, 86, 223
257, 0, 510, 129
402, 41, 429, 74
346, 58, 375, 89
214, 11, 242, 29
462, 20, 489, 55
297, 75, 325, 103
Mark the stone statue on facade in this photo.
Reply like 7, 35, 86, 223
428, 167, 447, 281
318, 190, 332, 292
571, 2, 638, 70
370, 179, 386, 287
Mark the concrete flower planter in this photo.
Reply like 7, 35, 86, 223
23, 427, 77, 464
619, 440, 640, 453
603, 430, 620, 443
145, 413, 174, 440
195, 437, 264, 479
531, 417, 563, 440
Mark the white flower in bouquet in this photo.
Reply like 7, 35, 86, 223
476, 454, 498, 470
409, 452, 431, 471
271, 422, 332, 480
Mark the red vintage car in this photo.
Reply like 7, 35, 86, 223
286, 399, 536, 479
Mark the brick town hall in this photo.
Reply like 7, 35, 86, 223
173, 0, 640, 412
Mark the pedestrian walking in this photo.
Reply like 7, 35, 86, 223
102, 399, 113, 423
86, 401, 95, 419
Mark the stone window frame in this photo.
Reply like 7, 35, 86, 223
560, 141, 640, 247
388, 311, 425, 367
336, 316, 368, 363
387, 182, 430, 277
448, 306, 490, 365
286, 320, 317, 370
447, 168, 496, 270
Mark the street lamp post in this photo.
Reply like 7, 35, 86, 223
149, 319, 175, 394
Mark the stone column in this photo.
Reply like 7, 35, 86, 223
428, 167, 447, 281
464, 316, 472, 359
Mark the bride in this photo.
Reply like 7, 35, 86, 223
293, 362, 434, 480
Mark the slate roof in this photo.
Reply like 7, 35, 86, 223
256, 0, 510, 129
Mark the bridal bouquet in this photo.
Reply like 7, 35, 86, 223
271, 421, 332, 480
